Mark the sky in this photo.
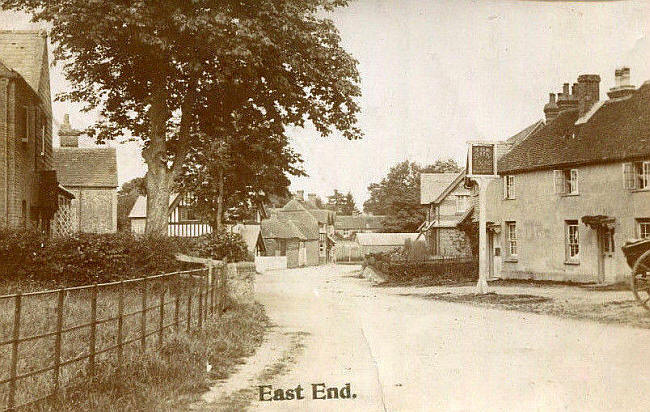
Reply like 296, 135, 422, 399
2, 0, 650, 207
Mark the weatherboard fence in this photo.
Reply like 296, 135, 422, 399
0, 261, 227, 411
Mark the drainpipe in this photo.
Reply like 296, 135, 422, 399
5, 78, 9, 226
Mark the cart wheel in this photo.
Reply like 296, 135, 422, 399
631, 249, 650, 311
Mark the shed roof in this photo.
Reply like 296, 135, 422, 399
355, 232, 420, 247
261, 217, 305, 240
128, 194, 179, 219
498, 82, 650, 174
53, 147, 118, 188
232, 224, 262, 252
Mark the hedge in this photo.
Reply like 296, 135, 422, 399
0, 229, 249, 288
365, 252, 478, 284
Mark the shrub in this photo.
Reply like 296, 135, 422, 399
403, 238, 429, 262
192, 230, 250, 262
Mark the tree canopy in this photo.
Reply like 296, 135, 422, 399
363, 159, 461, 232
326, 189, 359, 215
3, 0, 362, 233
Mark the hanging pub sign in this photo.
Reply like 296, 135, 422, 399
466, 142, 498, 177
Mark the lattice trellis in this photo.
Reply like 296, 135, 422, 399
51, 203, 77, 237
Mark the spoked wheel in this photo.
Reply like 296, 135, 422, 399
631, 249, 650, 311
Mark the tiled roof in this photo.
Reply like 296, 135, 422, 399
420, 173, 461, 205
282, 199, 308, 211
498, 82, 650, 174
53, 147, 118, 188
261, 217, 305, 240
334, 215, 385, 230
355, 232, 420, 247
505, 120, 545, 146
0, 30, 47, 94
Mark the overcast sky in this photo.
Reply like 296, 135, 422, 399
2, 0, 649, 206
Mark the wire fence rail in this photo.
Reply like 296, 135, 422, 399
0, 261, 227, 411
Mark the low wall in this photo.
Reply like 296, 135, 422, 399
226, 262, 256, 305
255, 256, 287, 272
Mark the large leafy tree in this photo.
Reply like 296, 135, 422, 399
326, 189, 358, 215
4, 0, 362, 234
364, 159, 461, 232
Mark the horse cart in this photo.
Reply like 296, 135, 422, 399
622, 238, 650, 311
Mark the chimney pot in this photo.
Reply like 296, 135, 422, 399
563, 83, 570, 95
608, 67, 635, 99
549, 93, 556, 103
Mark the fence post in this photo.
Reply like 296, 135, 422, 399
88, 284, 98, 377
208, 262, 214, 314
198, 275, 204, 330
204, 272, 210, 322
186, 292, 192, 333
158, 287, 165, 348
141, 277, 147, 350
174, 293, 180, 333
53, 289, 65, 394
7, 293, 22, 411
117, 280, 124, 373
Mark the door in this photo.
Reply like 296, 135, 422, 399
488, 230, 502, 280
597, 227, 616, 284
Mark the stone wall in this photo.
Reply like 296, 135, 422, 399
67, 187, 117, 233
438, 228, 473, 257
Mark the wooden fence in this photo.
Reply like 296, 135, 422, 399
0, 262, 226, 411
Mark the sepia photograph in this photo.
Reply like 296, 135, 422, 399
0, 0, 649, 410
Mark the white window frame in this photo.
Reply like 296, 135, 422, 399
503, 175, 516, 199
456, 194, 470, 213
554, 169, 579, 195
624, 162, 650, 190
565, 221, 580, 262
506, 222, 517, 257
637, 218, 650, 239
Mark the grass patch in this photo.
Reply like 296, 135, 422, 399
38, 302, 267, 411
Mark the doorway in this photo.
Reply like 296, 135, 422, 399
597, 227, 615, 284
488, 226, 502, 280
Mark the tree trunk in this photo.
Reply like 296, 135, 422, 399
145, 167, 171, 235
216, 167, 224, 232
143, 84, 172, 235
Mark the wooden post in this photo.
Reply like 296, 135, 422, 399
158, 287, 165, 348
204, 273, 210, 321
198, 276, 204, 330
186, 293, 192, 333
174, 294, 180, 333
117, 281, 124, 372
141, 277, 147, 350
88, 284, 98, 377
53, 289, 65, 393
208, 263, 214, 314
476, 178, 489, 294
7, 293, 22, 411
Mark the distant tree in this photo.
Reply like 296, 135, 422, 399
116, 177, 146, 231
363, 159, 461, 232
326, 189, 359, 215
5, 0, 362, 234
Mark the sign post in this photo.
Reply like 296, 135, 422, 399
466, 142, 500, 294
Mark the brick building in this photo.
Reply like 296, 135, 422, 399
53, 115, 118, 233
0, 30, 69, 230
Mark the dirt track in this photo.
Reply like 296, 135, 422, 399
227, 264, 650, 411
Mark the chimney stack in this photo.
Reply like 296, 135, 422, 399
307, 193, 317, 204
557, 82, 578, 111
576, 74, 600, 117
607, 67, 635, 99
58, 114, 82, 148
294, 190, 304, 201
544, 93, 559, 123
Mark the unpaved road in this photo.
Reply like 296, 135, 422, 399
247, 264, 650, 411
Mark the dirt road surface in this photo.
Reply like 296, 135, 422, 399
246, 264, 650, 411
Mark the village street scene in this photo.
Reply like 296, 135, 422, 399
1, 0, 650, 411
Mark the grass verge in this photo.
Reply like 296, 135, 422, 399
37, 302, 267, 411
